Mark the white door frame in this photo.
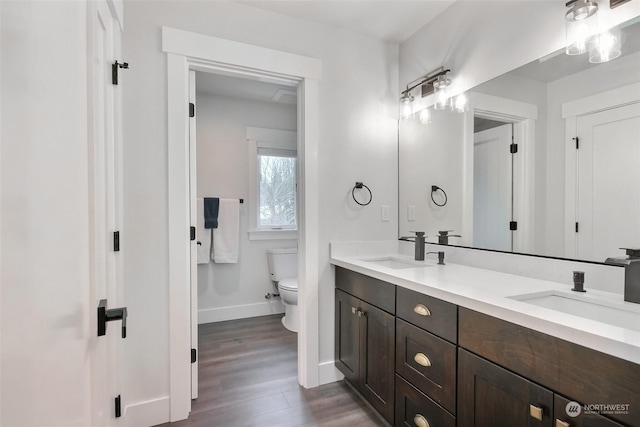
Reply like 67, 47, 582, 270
162, 27, 321, 421
464, 92, 537, 253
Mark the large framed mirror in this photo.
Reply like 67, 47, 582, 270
399, 16, 640, 263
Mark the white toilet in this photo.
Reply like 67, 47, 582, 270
266, 248, 298, 332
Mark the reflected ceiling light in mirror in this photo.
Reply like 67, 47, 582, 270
589, 27, 622, 63
565, 0, 599, 55
452, 93, 469, 113
418, 108, 431, 124
433, 74, 452, 110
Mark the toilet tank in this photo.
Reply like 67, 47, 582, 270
267, 248, 298, 282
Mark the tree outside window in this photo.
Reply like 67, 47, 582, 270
258, 152, 297, 229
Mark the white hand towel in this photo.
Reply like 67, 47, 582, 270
196, 198, 212, 264
212, 198, 240, 263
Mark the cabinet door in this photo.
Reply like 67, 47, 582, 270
458, 349, 553, 427
554, 395, 625, 427
335, 289, 361, 384
360, 300, 395, 423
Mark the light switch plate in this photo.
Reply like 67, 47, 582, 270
408, 205, 416, 221
381, 205, 390, 222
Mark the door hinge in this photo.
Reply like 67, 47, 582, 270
191, 348, 197, 363
189, 102, 195, 118
113, 231, 120, 252
573, 136, 580, 149
510, 143, 518, 154
112, 61, 129, 85
510, 221, 518, 231
190, 226, 196, 241
575, 222, 579, 233
114, 395, 121, 418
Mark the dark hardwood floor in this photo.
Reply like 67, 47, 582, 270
157, 314, 386, 427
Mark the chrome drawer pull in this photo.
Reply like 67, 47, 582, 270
414, 353, 432, 367
555, 420, 570, 427
530, 404, 543, 421
414, 414, 430, 427
413, 304, 431, 316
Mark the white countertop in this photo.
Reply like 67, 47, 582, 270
330, 242, 640, 365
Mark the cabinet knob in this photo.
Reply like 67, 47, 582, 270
413, 304, 431, 316
351, 307, 357, 315
413, 352, 432, 367
555, 420, 570, 427
413, 414, 430, 427
530, 404, 543, 421
357, 309, 366, 318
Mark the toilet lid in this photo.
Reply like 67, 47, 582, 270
279, 278, 298, 291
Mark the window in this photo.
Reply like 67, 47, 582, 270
247, 127, 298, 240
258, 147, 297, 229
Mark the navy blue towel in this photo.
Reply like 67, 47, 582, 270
204, 197, 220, 229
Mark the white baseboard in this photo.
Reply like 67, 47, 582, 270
124, 396, 170, 427
198, 300, 285, 324
318, 360, 344, 385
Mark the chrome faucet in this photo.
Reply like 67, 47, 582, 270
605, 248, 640, 304
438, 230, 461, 245
400, 231, 426, 261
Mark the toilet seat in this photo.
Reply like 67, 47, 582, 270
278, 278, 298, 291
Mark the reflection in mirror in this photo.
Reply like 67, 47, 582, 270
399, 17, 640, 263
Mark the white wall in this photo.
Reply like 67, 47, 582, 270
195, 91, 296, 323
1, 1, 92, 425
123, 0, 398, 416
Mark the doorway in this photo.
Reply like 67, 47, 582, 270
163, 27, 321, 421
189, 69, 300, 398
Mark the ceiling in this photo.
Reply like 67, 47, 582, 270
196, 71, 298, 104
198, 1, 458, 99
233, 0, 456, 43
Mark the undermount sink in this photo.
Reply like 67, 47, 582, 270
509, 291, 640, 332
361, 256, 433, 269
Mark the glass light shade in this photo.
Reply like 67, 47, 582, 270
433, 75, 451, 110
418, 108, 431, 124
400, 91, 415, 120
589, 28, 621, 63
452, 93, 468, 113
565, 1, 599, 55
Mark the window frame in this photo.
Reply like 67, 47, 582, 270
247, 127, 298, 241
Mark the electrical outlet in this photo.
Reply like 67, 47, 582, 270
407, 205, 416, 221
381, 205, 390, 222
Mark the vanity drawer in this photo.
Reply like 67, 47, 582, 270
335, 267, 396, 314
395, 374, 455, 427
396, 319, 457, 414
397, 287, 457, 343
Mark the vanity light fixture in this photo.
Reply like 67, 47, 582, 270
400, 88, 415, 119
418, 108, 431, 124
452, 93, 469, 113
565, 0, 599, 55
433, 74, 452, 110
589, 27, 622, 63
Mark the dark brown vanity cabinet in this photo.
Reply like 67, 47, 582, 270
335, 267, 639, 427
458, 348, 553, 427
335, 268, 396, 423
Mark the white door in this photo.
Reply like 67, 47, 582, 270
575, 102, 640, 262
473, 124, 513, 251
88, 0, 124, 424
189, 70, 199, 399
